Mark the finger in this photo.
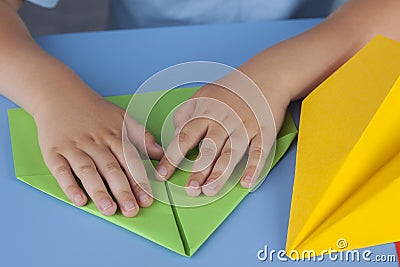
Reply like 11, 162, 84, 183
61, 149, 117, 216
202, 132, 248, 196
84, 143, 139, 217
109, 138, 153, 208
185, 124, 229, 197
173, 99, 196, 132
124, 114, 163, 160
43, 151, 87, 206
155, 119, 208, 181
241, 134, 270, 188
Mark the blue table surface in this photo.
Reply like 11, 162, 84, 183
0, 19, 396, 267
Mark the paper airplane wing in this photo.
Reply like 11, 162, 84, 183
286, 36, 400, 258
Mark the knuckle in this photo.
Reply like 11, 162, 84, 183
251, 146, 264, 157
173, 113, 186, 126
47, 146, 59, 153
190, 173, 202, 181
220, 113, 230, 123
93, 190, 109, 199
173, 117, 181, 126
200, 106, 210, 114
246, 165, 257, 173
65, 185, 79, 195
173, 110, 183, 120
107, 128, 122, 139
103, 162, 121, 174
191, 171, 206, 181
117, 190, 134, 198
132, 183, 151, 196
132, 183, 143, 193
178, 131, 192, 144
108, 136, 123, 149
222, 147, 234, 157
54, 165, 70, 177
210, 170, 224, 180
200, 147, 215, 158
78, 164, 94, 175
238, 118, 250, 130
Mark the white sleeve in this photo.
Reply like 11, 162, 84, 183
27, 0, 59, 8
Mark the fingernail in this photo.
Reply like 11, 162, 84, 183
101, 199, 113, 210
186, 180, 201, 197
73, 194, 84, 204
188, 180, 199, 188
124, 200, 136, 212
157, 165, 168, 178
139, 192, 150, 203
244, 175, 253, 183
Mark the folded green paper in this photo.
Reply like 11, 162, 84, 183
8, 87, 297, 256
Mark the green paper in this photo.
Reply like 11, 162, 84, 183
8, 87, 297, 256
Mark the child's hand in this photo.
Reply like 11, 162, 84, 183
34, 92, 163, 217
155, 81, 288, 197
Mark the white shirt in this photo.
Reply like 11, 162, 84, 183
28, 0, 347, 29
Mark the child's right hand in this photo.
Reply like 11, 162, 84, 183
33, 89, 163, 217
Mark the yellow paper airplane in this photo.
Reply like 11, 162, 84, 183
286, 35, 400, 259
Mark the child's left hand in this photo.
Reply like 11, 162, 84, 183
155, 81, 288, 197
